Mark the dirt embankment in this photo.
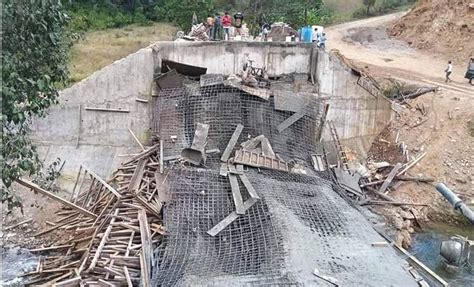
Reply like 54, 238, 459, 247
390, 0, 474, 63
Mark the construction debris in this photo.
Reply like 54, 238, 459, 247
181, 122, 210, 165
17, 144, 166, 285
161, 59, 207, 77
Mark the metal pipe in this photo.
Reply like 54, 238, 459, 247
436, 183, 474, 224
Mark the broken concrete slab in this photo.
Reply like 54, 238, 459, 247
334, 168, 363, 197
181, 123, 210, 165
161, 59, 207, 77
200, 74, 224, 87
155, 69, 183, 90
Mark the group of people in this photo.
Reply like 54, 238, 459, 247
445, 58, 474, 85
313, 27, 327, 49
206, 12, 244, 41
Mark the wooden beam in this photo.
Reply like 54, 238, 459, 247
221, 124, 244, 162
128, 128, 145, 151
228, 174, 245, 215
379, 163, 402, 194
85, 107, 130, 113
16, 179, 97, 219
207, 198, 258, 236
81, 165, 122, 199
277, 108, 306, 133
238, 174, 260, 200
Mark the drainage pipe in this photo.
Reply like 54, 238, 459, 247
436, 183, 474, 225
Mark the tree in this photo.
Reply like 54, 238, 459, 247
363, 0, 376, 16
1, 0, 75, 209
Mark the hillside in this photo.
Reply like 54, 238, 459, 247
390, 0, 474, 62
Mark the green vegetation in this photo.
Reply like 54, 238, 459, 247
353, 0, 415, 19
70, 23, 176, 83
1, 0, 76, 209
65, 0, 415, 35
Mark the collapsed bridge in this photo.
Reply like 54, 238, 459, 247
24, 41, 422, 285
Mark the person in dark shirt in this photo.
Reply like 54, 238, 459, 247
465, 58, 474, 85
213, 13, 222, 40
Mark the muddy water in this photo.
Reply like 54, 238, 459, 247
410, 223, 474, 286
0, 247, 37, 286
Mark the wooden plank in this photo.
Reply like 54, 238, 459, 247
87, 209, 119, 271
277, 108, 306, 133
30, 244, 74, 253
233, 150, 289, 172
128, 128, 145, 151
138, 209, 152, 287
123, 143, 160, 165
397, 152, 427, 177
128, 159, 147, 194
81, 165, 122, 199
221, 124, 244, 162
52, 276, 81, 287
362, 200, 428, 206
159, 139, 164, 174
16, 179, 97, 219
124, 266, 133, 287
5, 218, 32, 231
207, 198, 258, 237
228, 174, 245, 215
85, 107, 130, 113
238, 174, 260, 200
379, 163, 402, 194
219, 163, 228, 177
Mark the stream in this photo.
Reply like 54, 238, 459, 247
410, 223, 474, 286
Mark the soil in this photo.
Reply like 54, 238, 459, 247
389, 0, 474, 63
1, 185, 67, 249
326, 11, 474, 231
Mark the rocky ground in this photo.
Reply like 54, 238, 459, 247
365, 88, 473, 248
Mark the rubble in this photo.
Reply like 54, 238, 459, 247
15, 144, 166, 285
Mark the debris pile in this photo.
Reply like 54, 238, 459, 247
16, 144, 166, 285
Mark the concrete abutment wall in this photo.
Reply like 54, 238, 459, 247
31, 41, 392, 182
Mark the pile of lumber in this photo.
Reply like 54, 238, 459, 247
359, 152, 432, 206
17, 144, 166, 286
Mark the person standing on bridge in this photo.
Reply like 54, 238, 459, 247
222, 12, 232, 40
445, 61, 453, 83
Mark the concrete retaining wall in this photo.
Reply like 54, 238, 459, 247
31, 41, 392, 183
154, 41, 312, 76
31, 47, 156, 180
317, 51, 393, 157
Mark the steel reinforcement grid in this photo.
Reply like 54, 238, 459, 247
150, 83, 417, 286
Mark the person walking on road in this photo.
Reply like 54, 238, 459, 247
465, 58, 474, 85
222, 12, 232, 40
445, 61, 453, 83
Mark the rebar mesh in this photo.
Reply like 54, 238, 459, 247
151, 82, 417, 286
153, 84, 324, 167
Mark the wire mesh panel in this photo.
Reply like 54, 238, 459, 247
153, 84, 325, 167
152, 167, 290, 286
151, 81, 417, 286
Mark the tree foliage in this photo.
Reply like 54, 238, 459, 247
1, 0, 75, 209
363, 0, 376, 15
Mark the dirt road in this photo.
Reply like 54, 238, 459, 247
325, 13, 474, 96
325, 13, 473, 229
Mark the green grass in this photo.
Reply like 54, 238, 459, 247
69, 22, 177, 84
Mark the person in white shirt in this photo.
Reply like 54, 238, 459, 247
445, 61, 453, 83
